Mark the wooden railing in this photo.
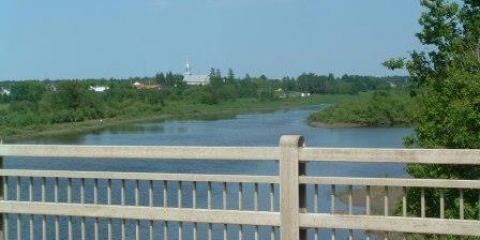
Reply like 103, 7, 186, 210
0, 135, 479, 239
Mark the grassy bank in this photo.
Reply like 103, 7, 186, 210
2, 95, 348, 142
308, 90, 416, 127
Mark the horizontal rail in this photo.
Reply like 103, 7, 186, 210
0, 169, 278, 183
300, 176, 480, 189
0, 201, 280, 226
300, 148, 480, 164
3, 145, 480, 164
300, 213, 480, 236
0, 145, 279, 160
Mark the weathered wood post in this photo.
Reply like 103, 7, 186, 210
279, 135, 306, 240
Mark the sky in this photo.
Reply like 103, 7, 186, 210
0, 0, 424, 80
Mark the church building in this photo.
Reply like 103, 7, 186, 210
183, 62, 210, 85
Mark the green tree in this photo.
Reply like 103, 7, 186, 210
385, 0, 480, 225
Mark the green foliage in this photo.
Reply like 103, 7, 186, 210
386, 0, 480, 236
308, 91, 415, 126
0, 70, 409, 138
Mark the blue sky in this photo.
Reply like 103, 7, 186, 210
1, 0, 423, 80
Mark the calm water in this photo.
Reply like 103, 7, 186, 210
9, 105, 412, 177
6, 105, 413, 239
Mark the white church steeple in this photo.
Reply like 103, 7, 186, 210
184, 61, 192, 75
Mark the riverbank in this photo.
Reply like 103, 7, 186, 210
308, 90, 416, 128
2, 95, 341, 142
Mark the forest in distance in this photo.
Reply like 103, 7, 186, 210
0, 70, 408, 138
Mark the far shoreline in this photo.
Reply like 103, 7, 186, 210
3, 97, 329, 143
308, 121, 364, 128
308, 121, 414, 129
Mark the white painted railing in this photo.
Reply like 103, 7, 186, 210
0, 135, 478, 239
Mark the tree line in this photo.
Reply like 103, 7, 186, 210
0, 71, 404, 136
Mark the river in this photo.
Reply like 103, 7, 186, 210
9, 105, 412, 176
6, 105, 413, 239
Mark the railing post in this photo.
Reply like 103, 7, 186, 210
0, 155, 4, 240
279, 135, 306, 240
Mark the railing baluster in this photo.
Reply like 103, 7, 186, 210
366, 186, 370, 240
366, 185, 371, 216
135, 179, 140, 206
108, 218, 112, 240
239, 225, 243, 240
348, 185, 353, 215
208, 182, 212, 210
68, 178, 72, 203
29, 177, 33, 202
17, 215, 21, 240
29, 214, 33, 240
149, 220, 154, 240
107, 179, 112, 205
208, 223, 212, 240
94, 178, 98, 204
402, 187, 407, 217
136, 219, 140, 240
16, 176, 20, 201
54, 177, 59, 203
94, 217, 99, 240
223, 182, 227, 210
41, 177, 46, 202
178, 181, 182, 208
421, 188, 425, 218
193, 222, 197, 240
255, 225, 259, 240
68, 216, 72, 240
163, 221, 167, 240
3, 176, 8, 240
331, 185, 336, 213
270, 183, 275, 212
121, 179, 125, 206
314, 184, 320, 240
459, 189, 464, 220
223, 224, 227, 240
254, 183, 259, 211
122, 219, 126, 240
440, 189, 445, 219
81, 217, 86, 240
149, 180, 154, 207
331, 184, 336, 240
179, 222, 183, 240
348, 185, 354, 239
384, 186, 389, 216
55, 215, 59, 240
163, 180, 168, 207
239, 182, 243, 210
81, 178, 85, 204
42, 215, 46, 240
192, 181, 197, 209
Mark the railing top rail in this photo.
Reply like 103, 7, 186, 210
1, 144, 480, 165
300, 147, 480, 164
0, 145, 279, 161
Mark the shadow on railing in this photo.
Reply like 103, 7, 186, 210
0, 135, 479, 240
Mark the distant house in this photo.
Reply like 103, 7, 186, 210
0, 88, 10, 96
132, 81, 161, 90
183, 61, 210, 85
89, 86, 109, 92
